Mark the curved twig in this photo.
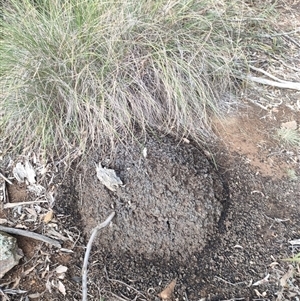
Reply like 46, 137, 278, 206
246, 75, 300, 90
82, 212, 115, 301
249, 65, 288, 83
0, 225, 61, 248
4, 200, 48, 209
0, 172, 13, 185
236, 64, 300, 91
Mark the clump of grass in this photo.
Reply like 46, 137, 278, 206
277, 128, 300, 147
284, 253, 300, 263
0, 0, 277, 158
286, 169, 298, 181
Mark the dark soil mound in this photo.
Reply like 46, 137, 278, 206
78, 135, 225, 261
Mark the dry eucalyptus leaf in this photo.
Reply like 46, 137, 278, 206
280, 265, 294, 287
51, 279, 66, 296
269, 261, 279, 268
40, 165, 48, 176
46, 228, 68, 241
15, 224, 27, 229
11, 276, 21, 289
46, 189, 56, 207
55, 265, 68, 274
25, 207, 37, 217
254, 288, 264, 297
27, 184, 45, 196
41, 265, 49, 278
28, 293, 40, 299
23, 266, 36, 276
60, 248, 74, 253
46, 279, 52, 293
57, 273, 66, 280
57, 280, 66, 296
252, 274, 270, 286
158, 278, 176, 300
43, 210, 53, 224
96, 163, 123, 191
25, 161, 36, 184
13, 163, 27, 182
13, 161, 36, 184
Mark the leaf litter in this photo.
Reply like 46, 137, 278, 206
13, 161, 36, 184
0, 154, 82, 299
96, 162, 123, 191
158, 278, 177, 301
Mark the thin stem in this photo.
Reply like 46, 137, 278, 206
82, 212, 115, 301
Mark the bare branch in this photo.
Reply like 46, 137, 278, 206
249, 65, 288, 83
0, 225, 61, 248
0, 173, 13, 185
4, 200, 48, 209
82, 212, 115, 301
246, 75, 300, 90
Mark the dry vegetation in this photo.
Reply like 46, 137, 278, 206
0, 0, 277, 158
0, 1, 299, 300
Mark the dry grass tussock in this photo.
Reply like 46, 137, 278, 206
0, 0, 276, 158
277, 128, 300, 147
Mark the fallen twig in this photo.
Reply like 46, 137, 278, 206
82, 212, 115, 301
236, 64, 300, 90
109, 278, 147, 299
4, 200, 48, 209
247, 65, 300, 90
283, 34, 300, 49
109, 292, 130, 301
0, 172, 13, 185
249, 65, 287, 83
0, 225, 61, 248
246, 75, 300, 90
247, 98, 269, 111
266, 53, 300, 73
214, 276, 245, 286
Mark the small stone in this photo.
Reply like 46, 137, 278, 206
281, 120, 297, 130
0, 231, 23, 278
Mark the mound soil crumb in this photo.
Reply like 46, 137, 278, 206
78, 135, 225, 261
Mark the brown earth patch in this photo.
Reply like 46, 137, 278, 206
213, 104, 299, 179
7, 182, 28, 203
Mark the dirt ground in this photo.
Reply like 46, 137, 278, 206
1, 101, 299, 301
72, 103, 300, 301
1, 2, 300, 300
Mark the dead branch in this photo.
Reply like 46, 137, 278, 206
0, 172, 13, 185
109, 278, 147, 299
283, 34, 300, 49
249, 65, 288, 83
236, 64, 300, 91
246, 75, 300, 90
266, 53, 300, 73
246, 65, 300, 90
82, 212, 115, 301
4, 200, 48, 209
0, 225, 61, 248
